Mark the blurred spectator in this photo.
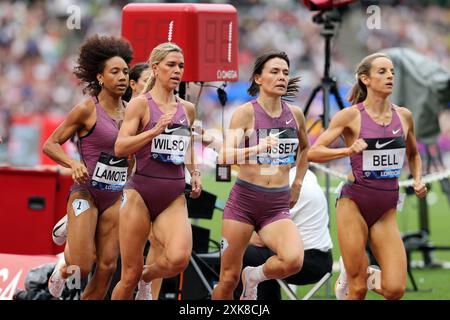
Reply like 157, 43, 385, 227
0, 0, 449, 166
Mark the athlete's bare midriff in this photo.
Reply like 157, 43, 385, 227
237, 163, 291, 188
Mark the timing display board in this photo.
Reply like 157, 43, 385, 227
122, 3, 239, 82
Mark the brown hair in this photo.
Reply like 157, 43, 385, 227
247, 51, 300, 99
347, 52, 391, 105
73, 34, 133, 96
141, 42, 183, 94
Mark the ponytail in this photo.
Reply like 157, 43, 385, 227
141, 74, 156, 94
347, 77, 368, 105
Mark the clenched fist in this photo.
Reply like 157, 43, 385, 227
153, 113, 174, 136
413, 180, 427, 199
347, 138, 368, 156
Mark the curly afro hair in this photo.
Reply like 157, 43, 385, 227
73, 34, 134, 96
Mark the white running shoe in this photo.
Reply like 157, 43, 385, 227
52, 214, 68, 246
48, 258, 67, 298
240, 267, 258, 300
367, 265, 381, 290
135, 280, 152, 300
335, 256, 349, 300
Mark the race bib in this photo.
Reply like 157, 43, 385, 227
362, 137, 406, 179
257, 127, 299, 165
91, 152, 128, 191
151, 124, 191, 164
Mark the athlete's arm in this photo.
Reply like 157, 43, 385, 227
127, 155, 135, 177
219, 103, 276, 164
43, 103, 91, 183
182, 99, 202, 199
401, 107, 427, 198
289, 106, 310, 208
115, 95, 172, 157
308, 107, 366, 162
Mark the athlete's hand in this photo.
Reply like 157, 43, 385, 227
70, 160, 89, 184
152, 113, 174, 136
257, 135, 278, 154
413, 180, 427, 198
189, 172, 202, 199
290, 182, 302, 208
347, 139, 368, 156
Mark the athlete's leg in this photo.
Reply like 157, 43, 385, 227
111, 189, 150, 300
211, 220, 254, 300
145, 230, 164, 299
336, 198, 369, 300
369, 208, 406, 300
141, 195, 192, 282
65, 190, 98, 278
81, 196, 121, 300
258, 219, 304, 279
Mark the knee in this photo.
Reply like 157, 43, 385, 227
280, 255, 303, 277
121, 265, 143, 286
166, 251, 190, 274
219, 269, 241, 292
383, 285, 405, 300
95, 261, 118, 279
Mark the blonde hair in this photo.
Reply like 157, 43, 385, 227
347, 52, 391, 105
141, 42, 184, 94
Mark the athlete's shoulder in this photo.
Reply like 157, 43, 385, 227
336, 105, 359, 119
286, 103, 304, 117
126, 94, 148, 112
178, 97, 196, 115
229, 101, 253, 128
235, 101, 254, 116
327, 105, 359, 128
72, 98, 95, 119
393, 105, 412, 118
131, 93, 149, 105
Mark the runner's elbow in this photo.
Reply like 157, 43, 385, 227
114, 140, 127, 158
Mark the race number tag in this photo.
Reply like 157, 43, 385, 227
91, 152, 128, 191
151, 124, 191, 164
72, 199, 90, 216
257, 127, 299, 165
362, 137, 405, 179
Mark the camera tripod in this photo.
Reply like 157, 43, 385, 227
303, 9, 346, 298
303, 9, 346, 123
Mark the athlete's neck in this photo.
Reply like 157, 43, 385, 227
256, 95, 282, 117
363, 95, 390, 116
97, 90, 123, 111
150, 82, 176, 105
